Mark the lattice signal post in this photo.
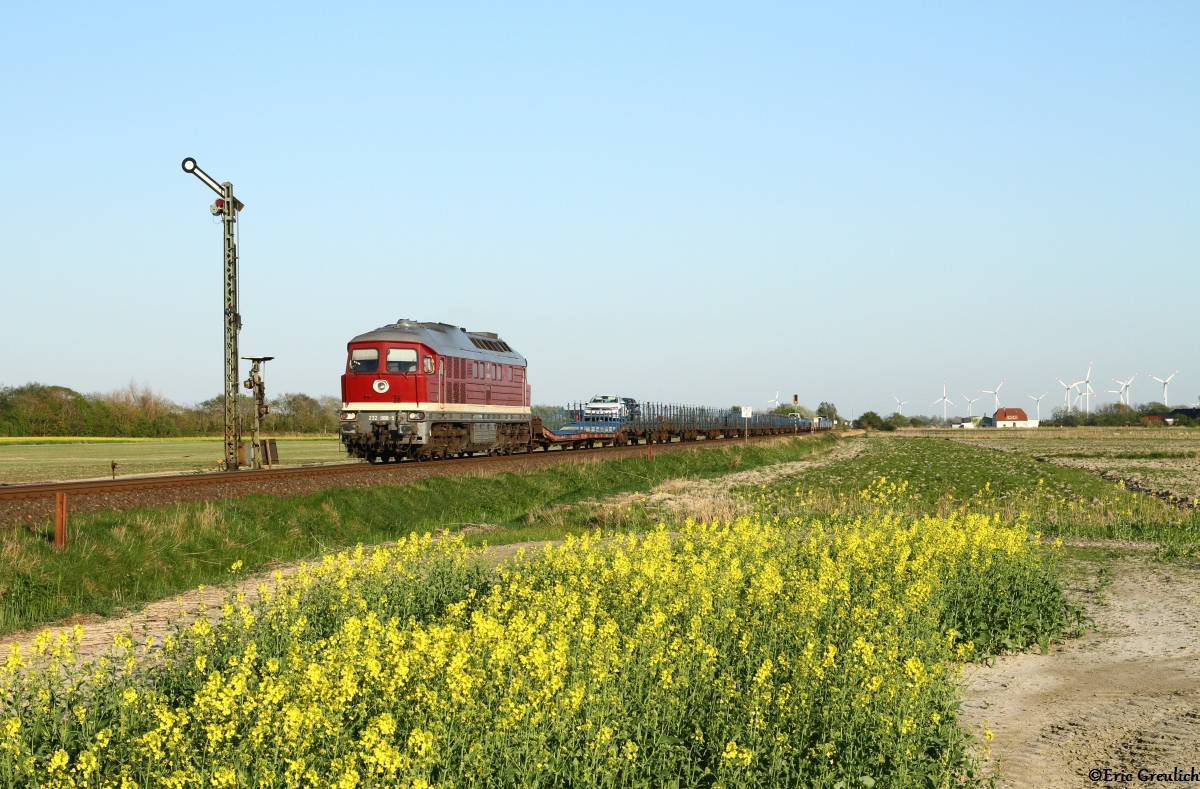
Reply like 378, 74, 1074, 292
181, 158, 245, 471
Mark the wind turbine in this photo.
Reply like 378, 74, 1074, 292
1083, 381, 1099, 415
962, 394, 980, 417
1150, 371, 1178, 407
765, 387, 782, 410
979, 379, 1006, 413
893, 395, 911, 416
1110, 374, 1136, 406
1055, 377, 1080, 412
930, 383, 955, 422
1028, 393, 1048, 421
1080, 362, 1094, 416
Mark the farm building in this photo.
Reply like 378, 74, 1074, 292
983, 407, 1038, 428
1147, 408, 1200, 425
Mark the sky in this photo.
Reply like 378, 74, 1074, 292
2, 3, 1197, 419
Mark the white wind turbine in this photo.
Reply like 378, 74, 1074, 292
1080, 362, 1095, 416
979, 379, 1006, 413
1112, 374, 1137, 406
931, 383, 955, 422
1028, 393, 1048, 421
1083, 381, 1099, 415
893, 395, 911, 416
962, 394, 980, 417
1055, 377, 1081, 413
1150, 371, 1178, 407
765, 387, 782, 410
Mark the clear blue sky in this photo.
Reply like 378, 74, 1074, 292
2, 3, 1196, 417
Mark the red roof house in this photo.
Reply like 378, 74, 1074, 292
993, 407, 1029, 422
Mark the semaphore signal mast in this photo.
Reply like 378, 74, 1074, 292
181, 157, 245, 471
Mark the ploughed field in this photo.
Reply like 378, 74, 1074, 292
4, 430, 1199, 787
0, 437, 349, 484
939, 426, 1200, 505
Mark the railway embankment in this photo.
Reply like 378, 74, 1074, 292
0, 432, 852, 529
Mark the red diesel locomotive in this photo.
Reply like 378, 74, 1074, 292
339, 320, 531, 461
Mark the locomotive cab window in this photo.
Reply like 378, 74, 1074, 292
386, 348, 418, 373
423, 356, 434, 374
349, 348, 379, 373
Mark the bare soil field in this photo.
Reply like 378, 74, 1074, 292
961, 545, 1200, 787
944, 427, 1200, 505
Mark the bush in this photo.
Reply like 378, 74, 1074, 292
856, 410, 884, 430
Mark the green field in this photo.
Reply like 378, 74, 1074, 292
0, 436, 350, 484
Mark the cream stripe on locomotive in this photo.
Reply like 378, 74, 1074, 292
341, 402, 531, 415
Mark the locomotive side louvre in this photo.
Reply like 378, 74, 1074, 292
340, 320, 532, 462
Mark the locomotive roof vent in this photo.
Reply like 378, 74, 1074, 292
472, 332, 499, 339
469, 336, 513, 352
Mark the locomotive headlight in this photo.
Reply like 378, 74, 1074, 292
408, 411, 425, 421
340, 412, 356, 421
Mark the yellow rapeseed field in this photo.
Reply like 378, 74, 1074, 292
1, 488, 1078, 788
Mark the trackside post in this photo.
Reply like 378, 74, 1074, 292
54, 492, 66, 549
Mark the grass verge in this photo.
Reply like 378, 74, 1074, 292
0, 434, 840, 637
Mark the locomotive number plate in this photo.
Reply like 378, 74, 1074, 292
367, 414, 393, 422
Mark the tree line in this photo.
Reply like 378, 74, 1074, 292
851, 400, 1194, 431
0, 383, 340, 437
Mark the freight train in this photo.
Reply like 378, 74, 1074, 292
339, 319, 828, 462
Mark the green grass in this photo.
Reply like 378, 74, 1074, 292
745, 435, 1200, 542
0, 436, 349, 484
0, 433, 841, 637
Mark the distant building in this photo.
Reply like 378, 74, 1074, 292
1147, 408, 1200, 425
983, 407, 1038, 428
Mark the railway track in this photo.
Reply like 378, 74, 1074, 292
0, 434, 831, 529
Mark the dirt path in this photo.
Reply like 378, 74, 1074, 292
603, 440, 864, 523
959, 547, 1200, 787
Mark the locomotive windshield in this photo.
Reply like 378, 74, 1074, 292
387, 348, 419, 373
349, 348, 379, 373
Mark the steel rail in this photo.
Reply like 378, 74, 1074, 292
0, 433, 812, 503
